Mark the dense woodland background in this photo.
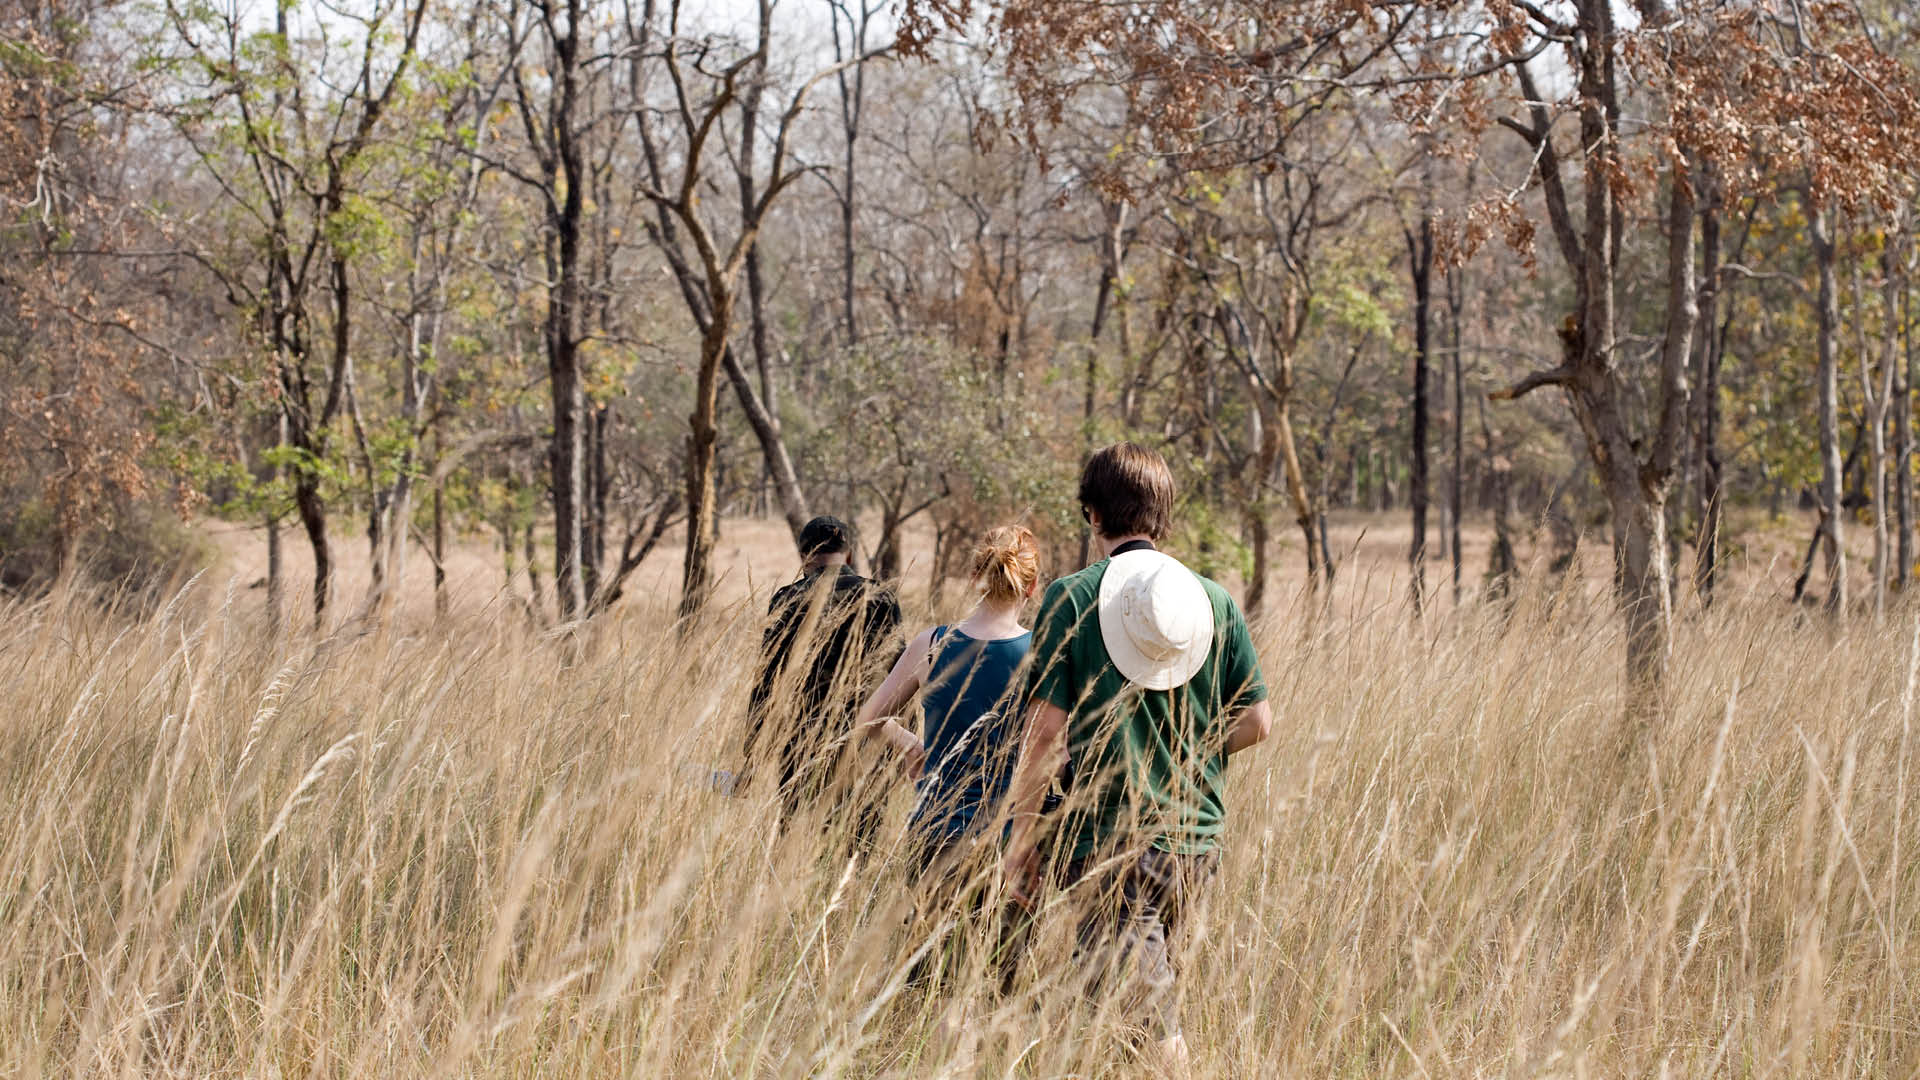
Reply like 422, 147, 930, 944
7, 0, 1920, 701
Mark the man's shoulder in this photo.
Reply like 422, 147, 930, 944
768, 578, 806, 611
1192, 571, 1243, 616
1045, 561, 1106, 604
836, 569, 897, 602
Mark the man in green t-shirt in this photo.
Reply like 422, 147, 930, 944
1002, 442, 1272, 1069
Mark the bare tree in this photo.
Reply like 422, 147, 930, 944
626, 0, 871, 613
827, 0, 881, 347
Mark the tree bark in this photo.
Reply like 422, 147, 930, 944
734, 40, 791, 528
1078, 200, 1127, 569
1795, 420, 1868, 604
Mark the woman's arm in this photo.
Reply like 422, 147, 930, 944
855, 627, 935, 769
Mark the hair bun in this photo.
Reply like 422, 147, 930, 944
970, 525, 1041, 604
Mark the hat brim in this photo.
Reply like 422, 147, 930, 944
1097, 550, 1214, 691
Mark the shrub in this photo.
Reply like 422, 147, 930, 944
0, 495, 213, 611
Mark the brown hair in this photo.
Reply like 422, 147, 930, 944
1077, 442, 1175, 541
969, 525, 1041, 604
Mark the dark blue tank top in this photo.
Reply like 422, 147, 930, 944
912, 626, 1031, 848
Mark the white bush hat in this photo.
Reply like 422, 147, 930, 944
1097, 549, 1215, 690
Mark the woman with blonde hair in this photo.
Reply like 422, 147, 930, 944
856, 524, 1042, 866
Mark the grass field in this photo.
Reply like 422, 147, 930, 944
1, 516, 1916, 1077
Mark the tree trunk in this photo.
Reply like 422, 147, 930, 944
746, 249, 778, 518
1079, 203, 1127, 569
524, 518, 545, 622
294, 474, 331, 630
1614, 165, 1696, 714
265, 511, 283, 633
1507, 146, 1693, 718
550, 339, 587, 619
1448, 269, 1465, 606
1693, 188, 1724, 606
1901, 267, 1915, 591
380, 478, 414, 621
875, 501, 903, 583
1812, 205, 1848, 617
832, 0, 870, 347
1858, 256, 1886, 618
432, 445, 447, 621
540, 0, 589, 621
734, 57, 796, 537
719, 345, 808, 540
681, 300, 733, 616
1479, 394, 1517, 605
1614, 483, 1672, 719
1244, 413, 1279, 617
265, 409, 286, 632
928, 521, 948, 605
1318, 510, 1336, 590
583, 403, 607, 602
1407, 217, 1433, 615
319, 239, 360, 629
1872, 238, 1903, 615
1247, 509, 1271, 620
1079, 269, 1112, 570
1272, 398, 1320, 598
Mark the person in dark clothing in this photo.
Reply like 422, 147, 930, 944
744, 515, 903, 828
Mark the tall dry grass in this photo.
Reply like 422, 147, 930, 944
0, 576, 1914, 1078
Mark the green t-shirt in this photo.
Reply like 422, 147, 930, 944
1026, 552, 1268, 859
